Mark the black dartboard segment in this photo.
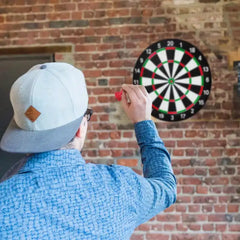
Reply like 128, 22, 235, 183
133, 39, 212, 121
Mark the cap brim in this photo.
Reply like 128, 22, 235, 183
0, 116, 83, 153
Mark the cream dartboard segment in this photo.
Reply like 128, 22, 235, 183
133, 39, 212, 121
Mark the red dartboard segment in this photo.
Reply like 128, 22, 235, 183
148, 52, 157, 59
199, 86, 204, 95
133, 39, 212, 121
180, 95, 186, 100
158, 95, 163, 100
166, 47, 176, 50
185, 50, 194, 58
186, 104, 195, 110
179, 62, 185, 68
152, 104, 158, 111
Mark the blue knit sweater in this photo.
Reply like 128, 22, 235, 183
0, 120, 177, 240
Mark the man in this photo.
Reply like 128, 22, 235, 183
0, 62, 177, 240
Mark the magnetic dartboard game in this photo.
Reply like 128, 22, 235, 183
133, 39, 212, 121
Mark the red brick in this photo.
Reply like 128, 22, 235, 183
209, 168, 221, 175
203, 140, 226, 147
102, 69, 128, 77
198, 149, 210, 156
97, 96, 109, 103
54, 3, 76, 11
185, 149, 197, 156
181, 177, 202, 185
222, 234, 240, 240
117, 158, 138, 167
185, 130, 197, 138
99, 150, 111, 157
187, 224, 201, 231
211, 186, 222, 194
130, 234, 144, 240
208, 214, 228, 222
188, 205, 200, 212
146, 233, 169, 240
216, 224, 227, 232
196, 186, 208, 194
176, 224, 188, 232
151, 224, 163, 231
176, 196, 191, 204
229, 224, 240, 232
109, 131, 121, 139
214, 205, 226, 213
97, 132, 109, 139
98, 114, 109, 122
227, 205, 239, 213
111, 150, 122, 157
164, 224, 175, 231
204, 177, 229, 185
182, 168, 195, 175
87, 132, 97, 140
177, 140, 202, 148
84, 70, 102, 78
136, 223, 151, 231
109, 78, 125, 86
123, 132, 133, 138
203, 224, 214, 231
164, 140, 175, 147
176, 205, 186, 212
83, 11, 94, 19
195, 168, 207, 176
231, 176, 240, 184
75, 44, 97, 52
202, 205, 213, 212
182, 214, 207, 222
107, 9, 130, 17
173, 149, 184, 156
164, 205, 174, 212
128, 141, 138, 148
193, 196, 217, 204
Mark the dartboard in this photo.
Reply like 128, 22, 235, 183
133, 39, 211, 121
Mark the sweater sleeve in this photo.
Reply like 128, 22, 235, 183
131, 120, 177, 227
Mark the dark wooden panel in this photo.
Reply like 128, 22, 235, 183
0, 46, 71, 55
0, 54, 54, 180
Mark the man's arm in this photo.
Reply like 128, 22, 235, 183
120, 84, 177, 227
133, 119, 177, 226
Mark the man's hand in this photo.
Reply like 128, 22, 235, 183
121, 84, 152, 124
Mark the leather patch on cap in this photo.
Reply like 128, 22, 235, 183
25, 106, 41, 122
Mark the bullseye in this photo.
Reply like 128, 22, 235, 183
168, 78, 175, 85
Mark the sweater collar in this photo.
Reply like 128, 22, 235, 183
18, 149, 85, 173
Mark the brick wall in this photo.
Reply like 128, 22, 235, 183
0, 0, 240, 239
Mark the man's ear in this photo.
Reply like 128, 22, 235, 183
76, 128, 81, 138
75, 117, 87, 138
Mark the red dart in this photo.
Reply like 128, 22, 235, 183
115, 90, 123, 101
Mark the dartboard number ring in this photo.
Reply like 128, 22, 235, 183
133, 39, 212, 121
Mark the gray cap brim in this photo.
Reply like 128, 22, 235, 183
0, 116, 83, 153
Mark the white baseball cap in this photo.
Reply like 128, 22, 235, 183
0, 62, 88, 153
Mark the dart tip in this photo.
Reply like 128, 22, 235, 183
115, 90, 123, 101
